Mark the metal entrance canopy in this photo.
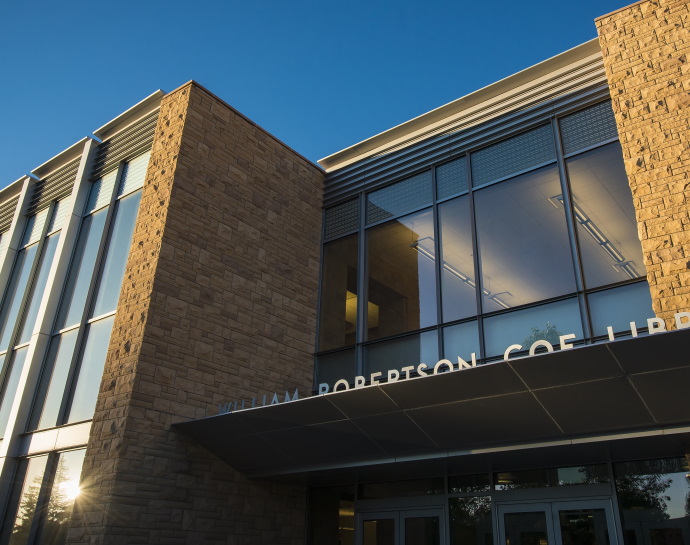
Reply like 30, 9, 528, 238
175, 329, 690, 478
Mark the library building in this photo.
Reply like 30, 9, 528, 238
0, 0, 689, 544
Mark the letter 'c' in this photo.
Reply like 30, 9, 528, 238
504, 344, 522, 362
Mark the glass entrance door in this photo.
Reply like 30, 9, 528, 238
359, 508, 445, 545
498, 500, 617, 545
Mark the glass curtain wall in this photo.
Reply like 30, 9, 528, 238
0, 152, 148, 545
0, 448, 86, 545
0, 202, 67, 437
30, 151, 148, 431
316, 101, 653, 385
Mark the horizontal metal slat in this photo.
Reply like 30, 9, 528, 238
0, 196, 19, 233
323, 84, 611, 207
323, 60, 609, 206
27, 158, 80, 215
90, 111, 158, 180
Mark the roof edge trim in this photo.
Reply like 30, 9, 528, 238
319, 38, 602, 172
93, 90, 165, 141
31, 137, 92, 179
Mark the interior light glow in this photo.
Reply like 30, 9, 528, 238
550, 195, 638, 279
410, 239, 510, 309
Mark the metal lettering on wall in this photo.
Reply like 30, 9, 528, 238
317, 312, 690, 394
217, 312, 690, 414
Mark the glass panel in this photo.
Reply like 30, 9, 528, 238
91, 190, 142, 317
363, 519, 395, 545
474, 165, 577, 311
308, 486, 355, 545
496, 465, 609, 490
439, 195, 477, 322
36, 449, 86, 545
448, 473, 491, 494
560, 101, 618, 156
20, 208, 49, 247
367, 209, 436, 339
360, 478, 444, 499
0, 245, 39, 351
588, 283, 654, 338
57, 209, 108, 329
503, 511, 550, 545
4, 455, 49, 545
0, 346, 29, 437
367, 171, 432, 224
558, 509, 610, 545
118, 151, 150, 197
324, 199, 359, 240
443, 321, 480, 362
66, 315, 115, 424
0, 232, 10, 264
405, 516, 440, 545
364, 331, 438, 377
566, 143, 644, 288
449, 497, 493, 545
472, 125, 556, 187
32, 329, 80, 430
614, 458, 690, 545
85, 171, 117, 214
316, 349, 356, 389
318, 234, 359, 351
437, 157, 468, 200
17, 234, 60, 344
483, 299, 583, 360
46, 199, 69, 234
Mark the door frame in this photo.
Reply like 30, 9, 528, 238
495, 497, 620, 545
356, 505, 447, 545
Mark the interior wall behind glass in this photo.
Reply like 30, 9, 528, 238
318, 234, 359, 351
367, 209, 436, 340
474, 165, 577, 311
566, 142, 644, 289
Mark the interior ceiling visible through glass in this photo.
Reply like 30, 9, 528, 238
474, 165, 576, 310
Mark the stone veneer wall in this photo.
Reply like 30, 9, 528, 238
597, 0, 690, 323
67, 82, 324, 544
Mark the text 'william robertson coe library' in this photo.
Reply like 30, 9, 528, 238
0, 1, 690, 544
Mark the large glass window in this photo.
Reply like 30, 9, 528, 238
483, 298, 583, 360
1, 455, 49, 545
474, 165, 577, 311
65, 315, 115, 423
0, 246, 39, 351
318, 235, 359, 351
316, 100, 648, 387
566, 143, 644, 289
614, 457, 690, 545
364, 330, 438, 376
367, 209, 436, 340
588, 282, 654, 338
54, 210, 108, 330
449, 497, 493, 545
0, 203, 65, 438
31, 153, 147, 432
439, 195, 477, 322
35, 449, 86, 544
0, 346, 29, 437
90, 191, 142, 316
0, 449, 86, 545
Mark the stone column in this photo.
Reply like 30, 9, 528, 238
597, 0, 690, 323
67, 81, 324, 545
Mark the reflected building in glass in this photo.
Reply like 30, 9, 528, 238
1, 2, 690, 544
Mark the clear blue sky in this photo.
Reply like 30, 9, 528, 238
0, 0, 630, 184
